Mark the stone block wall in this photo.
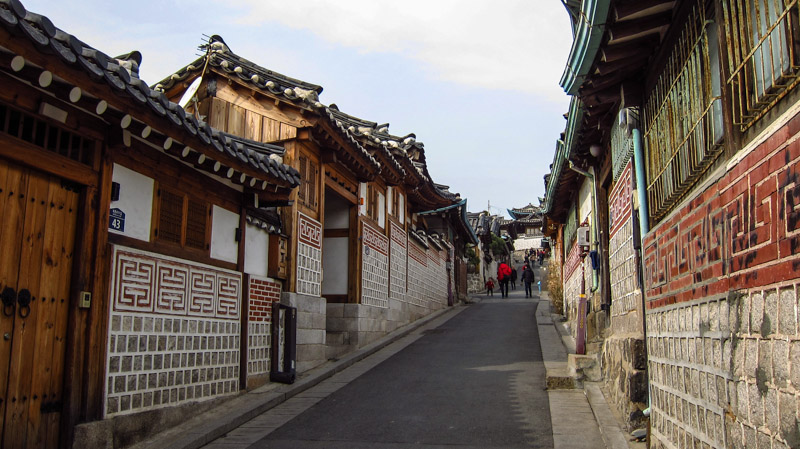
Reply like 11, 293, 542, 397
643, 109, 800, 449
281, 292, 326, 373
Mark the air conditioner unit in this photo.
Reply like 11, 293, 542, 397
577, 226, 591, 247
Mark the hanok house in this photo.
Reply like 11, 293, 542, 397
325, 107, 477, 311
0, 3, 300, 448
157, 37, 466, 370
547, 0, 800, 447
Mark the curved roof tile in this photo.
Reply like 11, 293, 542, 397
0, 2, 300, 189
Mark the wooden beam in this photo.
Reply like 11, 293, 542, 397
608, 12, 672, 42
615, 0, 675, 22
600, 37, 659, 63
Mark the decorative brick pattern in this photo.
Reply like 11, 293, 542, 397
608, 162, 642, 334
106, 246, 240, 417
563, 242, 585, 322
408, 240, 428, 307
644, 112, 800, 449
247, 276, 281, 376
361, 223, 389, 308
642, 114, 800, 307
297, 213, 322, 297
428, 249, 447, 305
390, 222, 407, 302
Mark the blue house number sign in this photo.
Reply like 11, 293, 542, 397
109, 208, 125, 232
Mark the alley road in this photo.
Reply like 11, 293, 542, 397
204, 286, 552, 449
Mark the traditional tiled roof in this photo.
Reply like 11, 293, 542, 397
326, 105, 406, 184
0, 6, 300, 189
155, 36, 379, 178
155, 35, 323, 109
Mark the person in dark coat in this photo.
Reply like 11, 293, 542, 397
510, 267, 518, 290
522, 264, 535, 298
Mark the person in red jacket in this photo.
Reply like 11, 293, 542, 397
497, 261, 512, 298
485, 277, 495, 296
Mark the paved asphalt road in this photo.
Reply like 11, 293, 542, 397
246, 287, 553, 448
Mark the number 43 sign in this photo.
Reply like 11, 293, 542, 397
109, 208, 126, 232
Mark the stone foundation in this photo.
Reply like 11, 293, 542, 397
280, 292, 326, 373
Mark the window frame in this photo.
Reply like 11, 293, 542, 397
152, 183, 211, 254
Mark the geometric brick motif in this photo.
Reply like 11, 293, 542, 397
105, 245, 242, 417
361, 222, 389, 308
407, 241, 428, 307
296, 213, 322, 297
389, 222, 407, 303
111, 246, 241, 320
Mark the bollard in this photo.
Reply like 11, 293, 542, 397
537, 280, 541, 293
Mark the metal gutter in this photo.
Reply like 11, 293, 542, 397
559, 0, 612, 95
544, 97, 584, 215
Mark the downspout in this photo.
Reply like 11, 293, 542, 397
631, 123, 652, 419
632, 128, 650, 234
568, 161, 599, 292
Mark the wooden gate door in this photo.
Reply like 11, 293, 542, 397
0, 159, 78, 449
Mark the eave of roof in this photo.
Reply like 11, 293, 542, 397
0, 4, 300, 192
559, 0, 611, 95
544, 97, 584, 219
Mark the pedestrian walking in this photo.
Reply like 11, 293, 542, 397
485, 277, 495, 296
522, 265, 535, 298
510, 267, 517, 290
497, 261, 511, 298
538, 250, 545, 266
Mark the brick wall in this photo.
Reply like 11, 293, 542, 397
247, 276, 281, 379
643, 111, 800, 449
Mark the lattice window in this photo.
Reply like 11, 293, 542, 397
611, 108, 638, 182
723, 0, 800, 130
186, 198, 208, 250
155, 186, 210, 251
158, 189, 184, 244
0, 103, 95, 166
297, 154, 319, 211
643, 1, 725, 223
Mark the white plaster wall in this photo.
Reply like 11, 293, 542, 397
358, 183, 367, 216
110, 164, 154, 241
322, 237, 348, 295
244, 223, 269, 277
378, 192, 386, 228
399, 193, 405, 223
211, 205, 239, 263
578, 176, 592, 224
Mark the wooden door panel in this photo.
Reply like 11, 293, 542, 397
0, 160, 27, 445
43, 184, 77, 448
5, 169, 51, 449
0, 161, 77, 449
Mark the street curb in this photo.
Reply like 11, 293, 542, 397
130, 302, 470, 449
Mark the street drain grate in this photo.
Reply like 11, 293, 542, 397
422, 329, 447, 335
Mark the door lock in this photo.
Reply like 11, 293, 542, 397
1, 287, 16, 317
3, 333, 9, 341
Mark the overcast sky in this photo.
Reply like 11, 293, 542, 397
23, 0, 573, 218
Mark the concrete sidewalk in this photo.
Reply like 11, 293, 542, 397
535, 291, 635, 449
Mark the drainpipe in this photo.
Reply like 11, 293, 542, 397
568, 161, 599, 292
632, 128, 649, 234
631, 123, 653, 420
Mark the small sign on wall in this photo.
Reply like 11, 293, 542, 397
109, 208, 126, 232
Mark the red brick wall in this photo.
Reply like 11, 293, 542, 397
643, 111, 800, 309
249, 277, 282, 322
